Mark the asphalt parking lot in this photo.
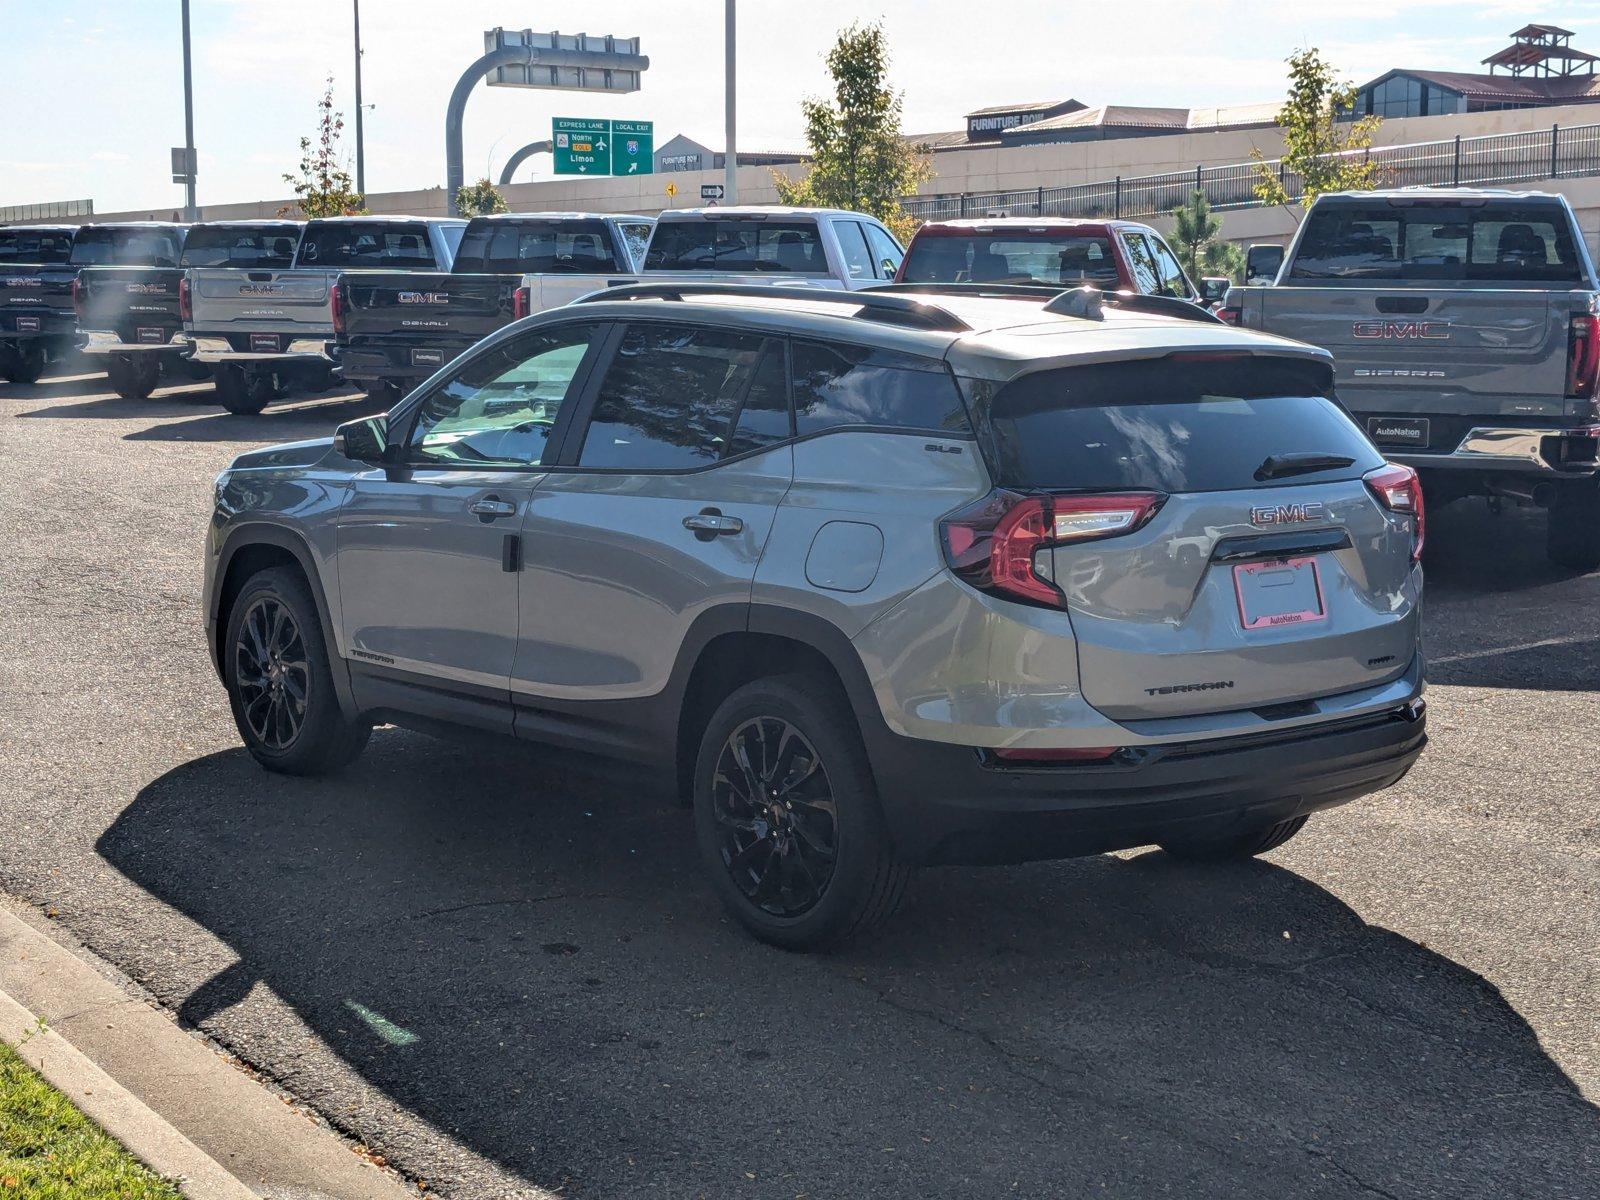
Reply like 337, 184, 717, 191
1, 363, 1597, 1199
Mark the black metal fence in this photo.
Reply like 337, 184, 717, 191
902, 121, 1600, 223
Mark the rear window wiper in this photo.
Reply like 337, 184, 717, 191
1254, 452, 1356, 481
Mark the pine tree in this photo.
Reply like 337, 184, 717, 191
1168, 190, 1245, 282
456, 179, 509, 217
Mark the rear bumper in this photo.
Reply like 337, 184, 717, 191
335, 340, 465, 385
79, 329, 184, 355
1376, 422, 1600, 477
0, 311, 74, 340
869, 700, 1426, 866
187, 333, 331, 364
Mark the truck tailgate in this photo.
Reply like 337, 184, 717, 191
189, 268, 337, 334
523, 273, 639, 313
342, 271, 517, 340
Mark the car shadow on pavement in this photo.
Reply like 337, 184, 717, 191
118, 392, 386, 442
96, 732, 1600, 1199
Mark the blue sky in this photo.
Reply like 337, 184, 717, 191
3, 0, 1596, 214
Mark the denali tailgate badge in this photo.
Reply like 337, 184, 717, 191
1250, 501, 1326, 526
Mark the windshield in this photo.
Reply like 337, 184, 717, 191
180, 225, 300, 268
68, 227, 183, 268
643, 220, 827, 273
296, 222, 437, 270
977, 356, 1380, 493
0, 229, 74, 265
1289, 202, 1584, 283
902, 232, 1121, 287
455, 219, 622, 273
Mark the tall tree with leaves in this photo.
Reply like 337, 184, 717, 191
1168, 190, 1245, 281
772, 22, 930, 243
455, 178, 509, 217
1252, 48, 1382, 208
282, 78, 365, 218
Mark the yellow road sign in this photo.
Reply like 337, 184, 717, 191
665, 181, 678, 198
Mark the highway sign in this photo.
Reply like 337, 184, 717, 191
485, 29, 646, 93
552, 117, 612, 175
611, 120, 654, 175
665, 182, 678, 199
701, 183, 725, 200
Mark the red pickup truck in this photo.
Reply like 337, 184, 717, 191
895, 217, 1205, 303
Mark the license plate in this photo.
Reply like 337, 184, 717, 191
249, 333, 281, 353
14, 316, 40, 332
410, 348, 443, 367
1234, 557, 1326, 630
1367, 416, 1429, 448
136, 326, 165, 344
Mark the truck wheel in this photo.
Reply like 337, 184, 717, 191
223, 566, 370, 775
365, 379, 402, 408
300, 362, 334, 394
106, 354, 159, 399
214, 364, 275, 415
1160, 814, 1308, 861
3, 344, 45, 384
693, 673, 910, 950
1546, 479, 1600, 572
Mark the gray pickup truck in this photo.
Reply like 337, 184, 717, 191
1223, 188, 1600, 568
186, 216, 463, 414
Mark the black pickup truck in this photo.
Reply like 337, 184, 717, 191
0, 224, 79, 383
72, 223, 191, 398
333, 212, 650, 403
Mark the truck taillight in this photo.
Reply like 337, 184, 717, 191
178, 276, 192, 323
1364, 463, 1425, 562
512, 285, 531, 321
329, 279, 346, 335
1216, 305, 1243, 326
1566, 314, 1599, 399
941, 489, 1163, 608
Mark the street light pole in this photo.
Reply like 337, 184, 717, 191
724, 0, 738, 204
353, 0, 366, 196
180, 0, 196, 219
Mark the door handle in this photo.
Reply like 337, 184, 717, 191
683, 510, 743, 536
468, 497, 517, 520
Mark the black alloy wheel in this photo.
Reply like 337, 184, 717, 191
232, 595, 311, 751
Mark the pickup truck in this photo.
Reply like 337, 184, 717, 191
72, 223, 191, 399
894, 216, 1202, 304
0, 224, 78, 383
333, 211, 652, 404
640, 206, 904, 289
186, 215, 464, 414
1222, 188, 1600, 569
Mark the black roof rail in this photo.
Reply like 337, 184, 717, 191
571, 281, 970, 332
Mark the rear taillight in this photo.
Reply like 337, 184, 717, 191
178, 276, 191, 323
71, 276, 84, 320
1566, 314, 1599, 399
941, 488, 1164, 608
329, 279, 346, 335
511, 285, 531, 321
1216, 305, 1243, 326
1364, 463, 1425, 562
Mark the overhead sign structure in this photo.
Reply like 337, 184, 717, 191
485, 29, 645, 93
552, 118, 654, 176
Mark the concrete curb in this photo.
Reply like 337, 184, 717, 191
0, 901, 417, 1200
0, 987, 258, 1200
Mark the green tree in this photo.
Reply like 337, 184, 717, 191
1168, 190, 1245, 282
281, 78, 365, 218
1252, 48, 1382, 208
455, 178, 509, 217
772, 22, 931, 243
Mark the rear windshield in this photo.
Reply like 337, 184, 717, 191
296, 222, 437, 270
69, 227, 183, 268
978, 356, 1381, 493
902, 233, 1120, 287
643, 220, 826, 273
0, 229, 74, 265
455, 219, 622, 273
1288, 202, 1584, 283
180, 225, 300, 269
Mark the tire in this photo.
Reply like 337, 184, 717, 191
364, 379, 402, 408
214, 364, 275, 415
693, 672, 910, 950
223, 566, 369, 775
299, 362, 334, 393
3, 344, 45, 384
1546, 478, 1600, 572
1159, 814, 1308, 861
106, 354, 159, 399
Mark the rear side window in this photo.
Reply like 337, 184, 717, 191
643, 220, 826, 273
180, 226, 299, 269
296, 223, 437, 270
791, 340, 972, 436
833, 221, 877, 281
863, 223, 904, 278
577, 323, 769, 469
1288, 203, 1584, 283
455, 219, 623, 273
69, 227, 184, 268
977, 356, 1381, 493
902, 232, 1120, 287
618, 222, 654, 269
0, 229, 74, 264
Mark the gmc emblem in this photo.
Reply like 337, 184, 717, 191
1351, 320, 1450, 340
1250, 501, 1326, 526
398, 291, 448, 305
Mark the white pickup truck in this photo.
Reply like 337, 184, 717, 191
640, 206, 904, 288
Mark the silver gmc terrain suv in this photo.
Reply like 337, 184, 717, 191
203, 281, 1427, 948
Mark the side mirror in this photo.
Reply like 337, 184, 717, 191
1245, 243, 1284, 285
334, 414, 389, 465
1199, 277, 1230, 305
